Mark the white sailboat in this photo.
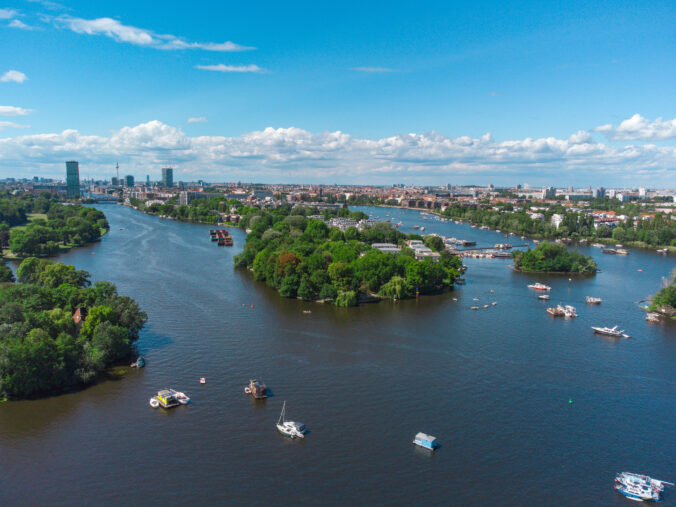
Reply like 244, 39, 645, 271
276, 401, 305, 439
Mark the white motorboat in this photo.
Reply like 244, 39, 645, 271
538, 294, 550, 300
592, 325, 630, 338
173, 391, 190, 405
276, 401, 305, 439
585, 296, 602, 304
646, 313, 660, 322
527, 283, 551, 291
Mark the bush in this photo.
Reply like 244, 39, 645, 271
335, 290, 357, 307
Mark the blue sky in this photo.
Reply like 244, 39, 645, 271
1, 0, 675, 185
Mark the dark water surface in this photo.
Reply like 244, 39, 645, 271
1, 204, 675, 506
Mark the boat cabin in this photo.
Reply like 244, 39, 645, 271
248, 379, 268, 399
413, 432, 438, 450
156, 389, 180, 408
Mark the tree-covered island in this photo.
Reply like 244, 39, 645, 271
234, 205, 462, 306
0, 258, 147, 399
512, 241, 597, 274
1, 192, 108, 259
649, 270, 676, 318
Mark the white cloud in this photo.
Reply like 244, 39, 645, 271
1, 70, 28, 83
26, 0, 68, 10
595, 114, 676, 141
0, 121, 30, 129
0, 106, 32, 116
195, 64, 264, 73
0, 8, 18, 19
8, 19, 33, 29
54, 15, 254, 51
352, 67, 396, 73
187, 117, 208, 123
0, 119, 674, 184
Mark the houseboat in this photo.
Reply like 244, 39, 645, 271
245, 379, 268, 399
149, 389, 181, 409
413, 432, 438, 450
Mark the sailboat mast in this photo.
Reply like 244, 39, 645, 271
278, 401, 286, 424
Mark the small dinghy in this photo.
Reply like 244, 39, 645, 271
174, 391, 190, 405
131, 356, 145, 368
149, 397, 160, 408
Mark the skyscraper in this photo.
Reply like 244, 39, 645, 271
162, 167, 174, 188
66, 160, 80, 199
125, 175, 134, 187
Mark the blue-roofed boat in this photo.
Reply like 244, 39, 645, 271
413, 432, 438, 450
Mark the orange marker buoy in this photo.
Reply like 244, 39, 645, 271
251, 304, 254, 309
200, 378, 206, 384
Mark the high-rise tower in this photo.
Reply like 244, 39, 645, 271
66, 161, 80, 199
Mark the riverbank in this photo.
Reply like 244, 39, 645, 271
362, 204, 676, 253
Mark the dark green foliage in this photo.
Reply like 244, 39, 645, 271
512, 241, 597, 274
650, 270, 676, 315
233, 206, 461, 305
0, 258, 147, 399
0, 264, 14, 282
2, 193, 108, 258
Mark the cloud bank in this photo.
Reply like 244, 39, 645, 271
1, 116, 675, 184
0, 106, 32, 116
54, 15, 254, 52
595, 114, 676, 141
1, 70, 28, 83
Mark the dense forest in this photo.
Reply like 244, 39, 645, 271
0, 258, 147, 399
512, 242, 597, 274
233, 205, 462, 306
0, 192, 108, 258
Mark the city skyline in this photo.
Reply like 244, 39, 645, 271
1, 1, 675, 185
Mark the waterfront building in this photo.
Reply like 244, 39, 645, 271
162, 167, 174, 188
372, 243, 401, 254
125, 175, 134, 187
66, 160, 80, 199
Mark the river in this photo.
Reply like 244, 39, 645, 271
1, 204, 675, 506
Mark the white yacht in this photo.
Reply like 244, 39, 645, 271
276, 401, 305, 439
527, 283, 551, 291
592, 326, 630, 338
